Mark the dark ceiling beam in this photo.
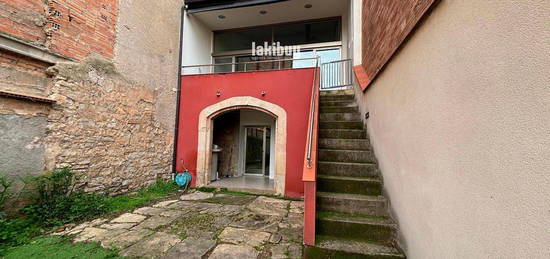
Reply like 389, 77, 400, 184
186, 0, 290, 14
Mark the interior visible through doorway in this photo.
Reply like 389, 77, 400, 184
209, 109, 276, 192
245, 126, 271, 176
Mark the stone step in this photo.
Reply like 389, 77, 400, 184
319, 129, 366, 139
304, 236, 405, 259
319, 112, 361, 122
317, 175, 382, 196
319, 121, 363, 130
320, 106, 358, 113
318, 138, 370, 150
318, 161, 379, 178
319, 149, 376, 163
320, 90, 354, 100
316, 212, 396, 245
319, 100, 356, 107
317, 192, 388, 216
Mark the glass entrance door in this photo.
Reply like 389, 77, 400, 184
245, 127, 270, 176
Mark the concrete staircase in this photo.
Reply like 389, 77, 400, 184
304, 90, 406, 259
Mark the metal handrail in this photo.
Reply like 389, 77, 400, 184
182, 57, 318, 68
321, 58, 352, 64
306, 57, 320, 168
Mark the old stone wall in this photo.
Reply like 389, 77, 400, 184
44, 59, 173, 195
0, 0, 182, 196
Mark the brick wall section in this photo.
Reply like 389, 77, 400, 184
361, 0, 436, 87
0, 49, 51, 96
0, 49, 50, 77
0, 0, 48, 44
47, 0, 118, 60
0, 0, 118, 60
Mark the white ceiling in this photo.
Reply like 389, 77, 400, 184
191, 0, 349, 31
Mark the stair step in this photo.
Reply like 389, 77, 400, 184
318, 161, 379, 178
320, 90, 354, 100
320, 112, 361, 122
318, 139, 370, 150
319, 121, 363, 130
317, 212, 396, 244
319, 129, 366, 139
319, 149, 376, 163
304, 236, 405, 259
317, 175, 382, 195
320, 106, 358, 113
317, 192, 387, 216
320, 100, 356, 107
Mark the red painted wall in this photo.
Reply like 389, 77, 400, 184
176, 68, 316, 198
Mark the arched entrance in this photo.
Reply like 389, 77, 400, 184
196, 97, 287, 195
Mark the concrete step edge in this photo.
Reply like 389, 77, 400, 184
317, 192, 386, 202
310, 236, 405, 258
317, 175, 381, 183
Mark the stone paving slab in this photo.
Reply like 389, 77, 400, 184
120, 232, 181, 258
180, 191, 214, 200
161, 238, 216, 259
74, 227, 108, 242
208, 244, 259, 259
218, 227, 271, 247
133, 206, 167, 216
290, 201, 304, 214
58, 192, 304, 259
152, 200, 178, 208
135, 216, 177, 230
101, 228, 153, 249
99, 222, 136, 230
246, 196, 291, 216
111, 213, 147, 223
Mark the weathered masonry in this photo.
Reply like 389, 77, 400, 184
0, 0, 182, 195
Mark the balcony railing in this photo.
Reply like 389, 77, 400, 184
182, 58, 353, 92
320, 59, 353, 90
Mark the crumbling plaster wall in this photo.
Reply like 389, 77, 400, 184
0, 97, 49, 181
113, 0, 183, 131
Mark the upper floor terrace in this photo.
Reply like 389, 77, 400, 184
180, 0, 362, 87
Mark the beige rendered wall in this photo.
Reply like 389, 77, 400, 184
354, 0, 550, 258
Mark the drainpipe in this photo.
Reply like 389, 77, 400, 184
171, 5, 186, 178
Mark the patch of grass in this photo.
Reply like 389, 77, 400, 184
0, 217, 43, 255
194, 187, 218, 193
204, 194, 257, 206
3, 236, 126, 259
105, 180, 179, 213
1, 172, 179, 256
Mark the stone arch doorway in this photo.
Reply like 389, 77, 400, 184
196, 97, 287, 195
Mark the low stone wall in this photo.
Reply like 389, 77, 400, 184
43, 59, 173, 195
